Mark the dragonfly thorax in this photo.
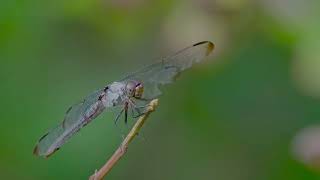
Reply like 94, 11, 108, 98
125, 80, 144, 99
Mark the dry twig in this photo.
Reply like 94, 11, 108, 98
89, 99, 159, 180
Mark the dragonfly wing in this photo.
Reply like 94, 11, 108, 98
122, 41, 214, 99
34, 89, 106, 157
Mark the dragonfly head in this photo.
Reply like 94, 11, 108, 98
125, 81, 144, 98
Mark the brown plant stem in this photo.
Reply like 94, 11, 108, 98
89, 99, 159, 180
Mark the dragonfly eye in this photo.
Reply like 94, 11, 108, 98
134, 82, 144, 98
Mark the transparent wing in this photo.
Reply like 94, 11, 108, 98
33, 89, 106, 157
121, 41, 214, 99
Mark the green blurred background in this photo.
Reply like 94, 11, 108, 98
1, 0, 320, 179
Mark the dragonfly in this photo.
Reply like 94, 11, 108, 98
33, 41, 215, 158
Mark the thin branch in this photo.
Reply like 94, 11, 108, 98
89, 99, 159, 180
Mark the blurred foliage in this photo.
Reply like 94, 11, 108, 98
1, 0, 320, 179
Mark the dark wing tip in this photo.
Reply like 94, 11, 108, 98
193, 41, 210, 46
33, 145, 40, 156
33, 144, 59, 158
38, 132, 49, 141
44, 149, 58, 158
193, 41, 215, 56
33, 132, 49, 157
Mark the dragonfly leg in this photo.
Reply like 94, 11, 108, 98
130, 98, 150, 109
127, 99, 147, 118
124, 102, 128, 124
114, 108, 124, 125
130, 104, 138, 118
129, 106, 145, 119
113, 107, 128, 139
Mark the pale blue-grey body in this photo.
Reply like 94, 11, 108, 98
101, 82, 127, 107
